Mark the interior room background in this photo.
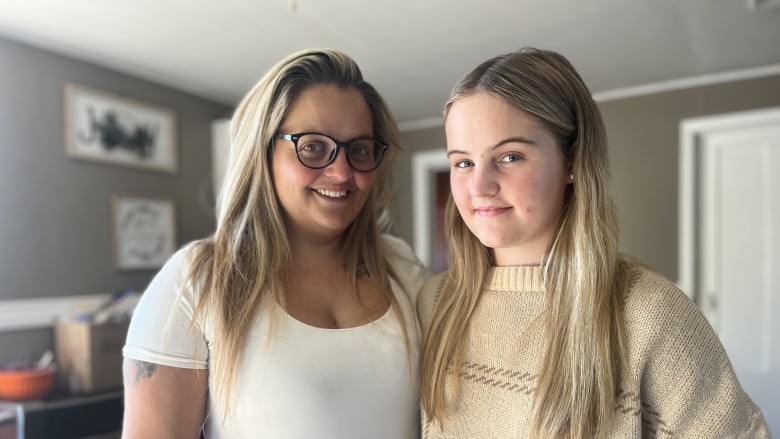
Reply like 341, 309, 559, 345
0, 36, 232, 362
2, 32, 780, 372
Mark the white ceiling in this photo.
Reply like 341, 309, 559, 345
1, 0, 779, 125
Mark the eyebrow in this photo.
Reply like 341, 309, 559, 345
446, 136, 537, 157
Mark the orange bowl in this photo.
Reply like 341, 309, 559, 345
0, 367, 56, 402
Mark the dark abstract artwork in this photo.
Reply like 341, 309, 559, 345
78, 108, 158, 159
65, 83, 177, 173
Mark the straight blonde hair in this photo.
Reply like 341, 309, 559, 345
184, 49, 408, 417
420, 48, 629, 438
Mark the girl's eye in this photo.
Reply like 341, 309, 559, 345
499, 152, 523, 163
453, 159, 473, 169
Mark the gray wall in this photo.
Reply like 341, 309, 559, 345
0, 36, 232, 362
603, 74, 780, 279
0, 36, 233, 300
392, 74, 780, 281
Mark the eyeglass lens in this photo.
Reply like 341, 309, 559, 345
294, 133, 384, 172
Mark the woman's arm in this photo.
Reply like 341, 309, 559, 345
121, 359, 208, 439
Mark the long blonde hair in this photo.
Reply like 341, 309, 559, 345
185, 49, 406, 415
420, 48, 628, 438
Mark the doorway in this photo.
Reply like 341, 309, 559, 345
679, 106, 780, 432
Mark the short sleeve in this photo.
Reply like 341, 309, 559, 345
122, 245, 209, 369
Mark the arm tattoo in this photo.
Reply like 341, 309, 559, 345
128, 360, 159, 385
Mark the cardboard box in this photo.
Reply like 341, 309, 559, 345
54, 320, 129, 394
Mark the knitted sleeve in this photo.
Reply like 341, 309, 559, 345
416, 272, 448, 335
623, 268, 770, 438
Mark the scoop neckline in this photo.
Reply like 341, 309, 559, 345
277, 302, 392, 332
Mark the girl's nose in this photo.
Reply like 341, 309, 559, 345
469, 166, 498, 197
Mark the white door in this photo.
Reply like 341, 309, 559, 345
680, 107, 780, 433
210, 118, 231, 200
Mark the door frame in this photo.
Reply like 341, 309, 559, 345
678, 106, 780, 303
412, 149, 449, 268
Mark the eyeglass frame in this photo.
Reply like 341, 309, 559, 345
276, 132, 389, 173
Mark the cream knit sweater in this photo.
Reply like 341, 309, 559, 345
418, 265, 770, 438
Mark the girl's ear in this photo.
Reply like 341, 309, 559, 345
564, 158, 574, 185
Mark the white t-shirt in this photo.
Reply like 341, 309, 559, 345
123, 235, 430, 439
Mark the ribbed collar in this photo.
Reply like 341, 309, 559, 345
486, 266, 545, 292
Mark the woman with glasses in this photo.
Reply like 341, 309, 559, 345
121, 49, 429, 438
418, 48, 769, 438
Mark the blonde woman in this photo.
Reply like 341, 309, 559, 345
121, 49, 429, 438
418, 48, 769, 438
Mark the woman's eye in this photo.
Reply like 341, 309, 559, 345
347, 143, 369, 156
300, 142, 327, 153
453, 159, 473, 169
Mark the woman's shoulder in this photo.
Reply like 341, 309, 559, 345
417, 271, 448, 333
140, 240, 209, 304
381, 234, 417, 260
380, 234, 432, 301
381, 234, 429, 276
162, 240, 204, 278
167, 241, 200, 268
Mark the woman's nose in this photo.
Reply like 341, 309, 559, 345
323, 148, 354, 179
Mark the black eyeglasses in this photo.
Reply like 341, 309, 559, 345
276, 132, 388, 172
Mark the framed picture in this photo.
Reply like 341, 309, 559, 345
64, 83, 178, 173
111, 194, 177, 270
412, 150, 450, 272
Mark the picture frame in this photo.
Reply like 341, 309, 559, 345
111, 194, 177, 270
64, 83, 178, 173
412, 150, 450, 272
